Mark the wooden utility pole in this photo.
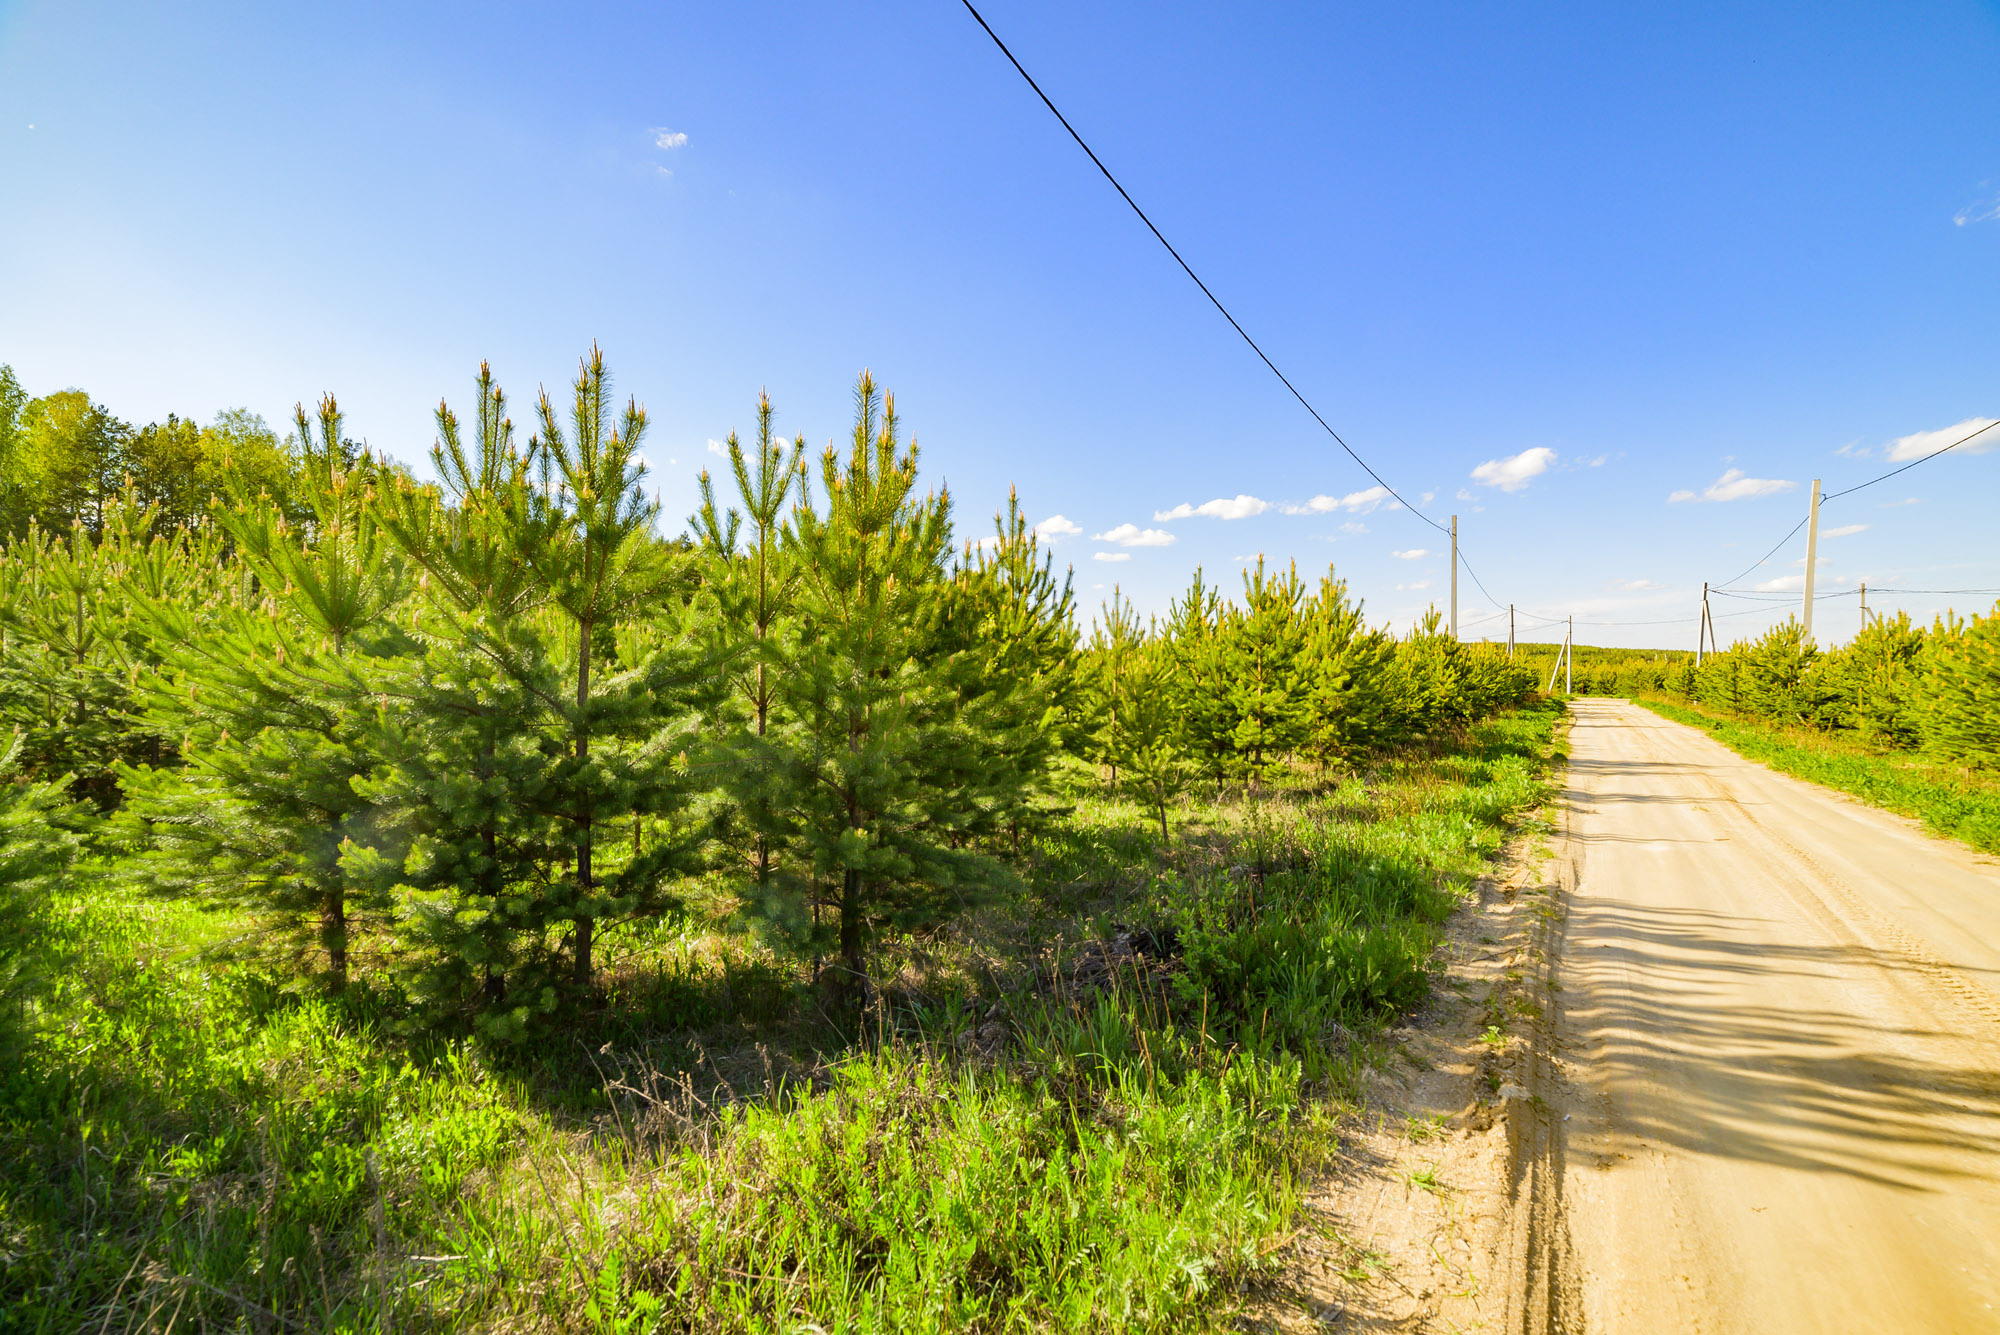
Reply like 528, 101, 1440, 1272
1450, 514, 1459, 640
1801, 478, 1822, 642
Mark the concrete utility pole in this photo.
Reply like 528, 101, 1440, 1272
1801, 478, 1822, 642
1859, 581, 1869, 636
1697, 582, 1708, 666
1450, 514, 1459, 640
1508, 604, 1515, 659
1567, 615, 1574, 695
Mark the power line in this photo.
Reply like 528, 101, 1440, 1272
1823, 419, 1999, 502
1714, 418, 1996, 590
957, 0, 1514, 610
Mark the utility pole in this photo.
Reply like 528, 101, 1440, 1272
1450, 514, 1459, 640
1697, 582, 1707, 666
1567, 615, 1573, 695
1801, 478, 1822, 642
1508, 604, 1515, 659
1859, 581, 1868, 636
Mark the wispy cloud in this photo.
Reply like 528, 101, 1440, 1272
1877, 497, 1922, 508
1668, 468, 1795, 503
1396, 580, 1433, 591
1755, 574, 1807, 592
1954, 187, 2000, 226
1470, 446, 1556, 492
1035, 514, 1081, 542
1340, 521, 1368, 534
1390, 548, 1427, 560
1092, 523, 1175, 548
705, 438, 727, 456
1092, 551, 1130, 563
1822, 523, 1869, 538
1885, 417, 2000, 462
1834, 440, 1868, 458
1612, 578, 1666, 590
1154, 494, 1269, 521
1280, 486, 1391, 516
651, 128, 689, 150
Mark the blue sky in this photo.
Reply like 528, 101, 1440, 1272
2, 0, 1996, 647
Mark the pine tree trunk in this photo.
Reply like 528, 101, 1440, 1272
573, 618, 594, 987
322, 895, 348, 992
839, 866, 864, 993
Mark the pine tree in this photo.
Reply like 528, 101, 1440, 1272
692, 392, 807, 926
1163, 569, 1233, 780
1115, 635, 1192, 840
121, 396, 404, 991
1923, 603, 2000, 770
0, 737, 81, 1029
759, 374, 981, 992
1083, 588, 1146, 787
1297, 571, 1393, 767
522, 346, 683, 987
945, 489, 1079, 850
1219, 557, 1310, 779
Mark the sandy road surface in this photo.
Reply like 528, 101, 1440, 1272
1544, 699, 2000, 1334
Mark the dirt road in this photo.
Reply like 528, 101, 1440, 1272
1540, 699, 2000, 1332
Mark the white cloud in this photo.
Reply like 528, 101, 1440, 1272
1396, 580, 1433, 591
1583, 454, 1609, 468
1471, 446, 1556, 492
1878, 497, 1921, 508
656, 166, 674, 179
706, 438, 727, 456
1282, 486, 1390, 515
1092, 551, 1131, 563
1390, 548, 1428, 560
1154, 494, 1269, 521
1668, 468, 1795, 503
1885, 417, 2000, 462
1092, 523, 1175, 547
1035, 514, 1081, 542
1822, 523, 1869, 538
1456, 488, 1475, 502
1755, 575, 1807, 592
1613, 579, 1666, 591
1834, 441, 1868, 458
1954, 189, 2000, 226
1420, 491, 1435, 506
970, 535, 1002, 552
651, 128, 689, 150
1340, 521, 1368, 534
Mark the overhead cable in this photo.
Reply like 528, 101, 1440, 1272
1715, 418, 1996, 590
957, 0, 1511, 611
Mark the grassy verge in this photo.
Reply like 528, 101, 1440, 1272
1, 702, 1564, 1333
1635, 696, 2000, 855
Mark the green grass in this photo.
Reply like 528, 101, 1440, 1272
0, 702, 1564, 1333
1636, 696, 2000, 855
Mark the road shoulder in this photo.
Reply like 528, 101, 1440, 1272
1248, 753, 1582, 1333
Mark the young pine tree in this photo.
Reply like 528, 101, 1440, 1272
759, 374, 982, 992
524, 347, 688, 987
1219, 557, 1311, 780
122, 396, 405, 992
691, 393, 808, 926
945, 489, 1079, 850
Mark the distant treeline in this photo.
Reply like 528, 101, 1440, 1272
0, 351, 1538, 1040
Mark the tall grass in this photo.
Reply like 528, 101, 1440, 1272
0, 703, 1561, 1332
